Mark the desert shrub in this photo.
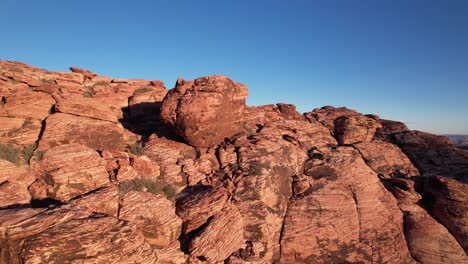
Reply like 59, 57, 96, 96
244, 126, 255, 136
127, 142, 144, 156
118, 177, 177, 201
248, 160, 271, 176
134, 87, 154, 94
22, 143, 37, 163
0, 144, 21, 165
82, 87, 95, 98
40, 78, 54, 84
229, 162, 240, 172
93, 81, 108, 86
9, 67, 24, 73
35, 150, 47, 160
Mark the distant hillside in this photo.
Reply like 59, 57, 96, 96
445, 134, 468, 150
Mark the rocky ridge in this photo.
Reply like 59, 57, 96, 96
0, 60, 467, 263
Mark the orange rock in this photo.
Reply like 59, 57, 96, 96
38, 113, 135, 152
334, 115, 382, 145
188, 205, 244, 263
55, 95, 119, 123
32, 143, 109, 202
355, 140, 419, 178
160, 75, 248, 147
120, 191, 182, 248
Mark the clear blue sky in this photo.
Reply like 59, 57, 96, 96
1, 0, 467, 134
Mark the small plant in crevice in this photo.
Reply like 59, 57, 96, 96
248, 160, 271, 176
9, 67, 24, 73
127, 142, 144, 156
244, 126, 255, 137
82, 87, 95, 98
134, 87, 154, 94
228, 162, 240, 172
22, 143, 37, 163
35, 150, 47, 161
118, 177, 177, 201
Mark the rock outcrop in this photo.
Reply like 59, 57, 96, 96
160, 76, 248, 147
1, 60, 467, 264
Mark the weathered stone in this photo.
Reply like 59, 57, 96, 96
189, 206, 244, 263
355, 140, 419, 178
160, 75, 248, 147
31, 143, 109, 202
334, 115, 382, 145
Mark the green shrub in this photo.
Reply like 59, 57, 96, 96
35, 150, 47, 160
229, 162, 240, 171
0, 144, 21, 165
118, 177, 177, 201
22, 143, 37, 163
9, 67, 24, 73
134, 87, 154, 94
82, 87, 95, 98
127, 142, 144, 156
248, 160, 271, 176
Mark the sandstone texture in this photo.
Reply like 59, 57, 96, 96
1, 60, 467, 264
160, 76, 248, 147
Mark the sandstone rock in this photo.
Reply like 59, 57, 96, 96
232, 119, 337, 262
280, 147, 413, 263
69, 185, 119, 217
176, 186, 229, 233
383, 178, 467, 263
377, 119, 409, 137
120, 191, 182, 248
402, 204, 467, 264
334, 115, 382, 145
394, 131, 468, 182
0, 181, 31, 208
420, 176, 468, 252
69, 66, 97, 79
0, 206, 159, 264
355, 140, 419, 178
0, 117, 42, 147
55, 96, 119, 122
305, 106, 361, 132
38, 113, 135, 152
31, 143, 109, 202
2, 71, 43, 87
1, 89, 55, 120
189, 206, 244, 263
144, 135, 196, 186
276, 103, 304, 121
160, 75, 248, 147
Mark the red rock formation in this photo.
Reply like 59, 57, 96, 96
160, 76, 248, 147
1, 60, 467, 263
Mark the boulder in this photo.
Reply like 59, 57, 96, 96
188, 206, 244, 263
334, 115, 382, 145
160, 75, 248, 147
355, 140, 419, 178
30, 143, 109, 202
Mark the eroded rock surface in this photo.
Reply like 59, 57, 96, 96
1, 60, 467, 264
160, 75, 248, 147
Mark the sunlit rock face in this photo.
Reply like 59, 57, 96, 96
0, 60, 467, 264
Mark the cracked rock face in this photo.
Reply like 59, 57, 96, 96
1, 61, 468, 264
160, 75, 248, 147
